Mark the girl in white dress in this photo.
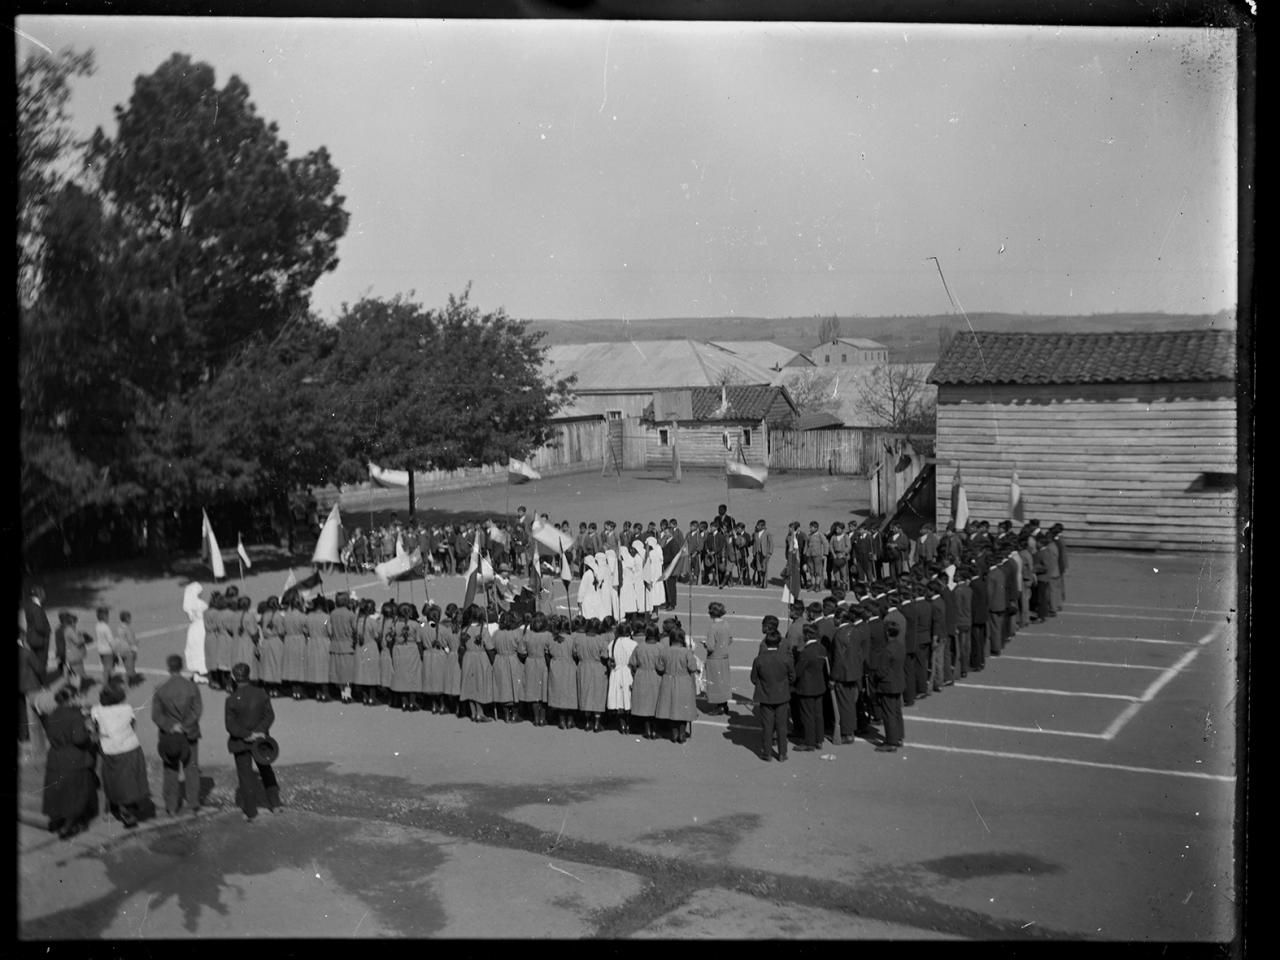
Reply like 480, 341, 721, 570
182, 583, 209, 684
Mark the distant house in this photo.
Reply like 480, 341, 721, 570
707, 341, 815, 372
641, 385, 799, 468
809, 337, 889, 366
795, 410, 844, 431
543, 340, 778, 420
772, 362, 935, 428
928, 330, 1237, 550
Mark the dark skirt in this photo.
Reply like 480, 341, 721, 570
423, 648, 449, 694
445, 651, 462, 697
216, 632, 236, 671
355, 643, 382, 687
703, 657, 733, 705
459, 650, 493, 703
577, 661, 607, 713
547, 658, 578, 710
391, 644, 423, 693
521, 657, 548, 703
304, 637, 330, 684
630, 668, 661, 717
101, 747, 150, 807
491, 654, 522, 703
380, 646, 395, 688
42, 748, 99, 825
282, 635, 307, 682
259, 636, 285, 683
231, 635, 258, 680
330, 651, 356, 686
656, 673, 698, 722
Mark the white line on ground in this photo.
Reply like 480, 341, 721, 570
688, 716, 1234, 778
904, 743, 1236, 782
1099, 629, 1218, 741
949, 683, 1140, 701
1072, 602, 1232, 616
1057, 611, 1226, 624
906, 715, 1108, 739
1031, 633, 1195, 646
997, 655, 1165, 671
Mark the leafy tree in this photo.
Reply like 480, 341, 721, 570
326, 290, 576, 485
856, 363, 937, 435
21, 51, 349, 561
18, 47, 95, 306
782, 368, 842, 416
85, 53, 349, 391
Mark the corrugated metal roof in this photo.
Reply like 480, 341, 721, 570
811, 337, 888, 353
927, 330, 1236, 385
773, 363, 936, 428
707, 341, 814, 370
544, 340, 779, 390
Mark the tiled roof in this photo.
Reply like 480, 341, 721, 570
544, 340, 778, 391
928, 330, 1236, 386
642, 385, 797, 423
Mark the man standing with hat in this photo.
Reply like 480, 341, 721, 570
152, 654, 203, 817
225, 661, 280, 822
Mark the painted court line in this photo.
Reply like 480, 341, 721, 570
1058, 611, 1225, 624
1032, 632, 1195, 646
904, 743, 1236, 783
1099, 629, 1218, 741
997, 655, 1165, 671
951, 682, 1139, 701
689, 717, 1233, 779
1072, 602, 1232, 616
907, 715, 1108, 739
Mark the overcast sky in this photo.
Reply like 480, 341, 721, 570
17, 17, 1238, 322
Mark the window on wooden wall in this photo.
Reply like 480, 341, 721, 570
659, 428, 669, 447
824, 355, 829, 363
841, 353, 847, 363
742, 428, 752, 447
606, 410, 622, 420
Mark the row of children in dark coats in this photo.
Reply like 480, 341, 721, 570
204, 589, 710, 743
747, 530, 1065, 760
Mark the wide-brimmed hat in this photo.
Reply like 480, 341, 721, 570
250, 734, 280, 765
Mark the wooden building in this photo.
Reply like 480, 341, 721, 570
640, 385, 799, 469
928, 330, 1237, 550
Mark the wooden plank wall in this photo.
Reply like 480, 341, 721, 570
768, 428, 876, 475
644, 423, 768, 469
934, 390, 1237, 551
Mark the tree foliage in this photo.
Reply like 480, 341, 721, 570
856, 364, 937, 435
21, 50, 349, 557
783, 368, 842, 416
18, 47, 95, 306
326, 290, 576, 472
817, 313, 841, 345
85, 53, 349, 388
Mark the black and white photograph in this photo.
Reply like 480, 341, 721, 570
17, 7, 1251, 943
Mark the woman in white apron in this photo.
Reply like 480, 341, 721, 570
182, 583, 209, 683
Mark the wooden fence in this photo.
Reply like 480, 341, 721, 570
315, 418, 609, 508
768, 427, 878, 475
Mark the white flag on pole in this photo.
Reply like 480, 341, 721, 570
202, 509, 226, 580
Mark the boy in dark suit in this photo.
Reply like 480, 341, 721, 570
750, 630, 795, 761
873, 619, 906, 751
225, 662, 279, 822
792, 623, 830, 751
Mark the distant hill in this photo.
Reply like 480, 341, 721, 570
525, 310, 1235, 363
